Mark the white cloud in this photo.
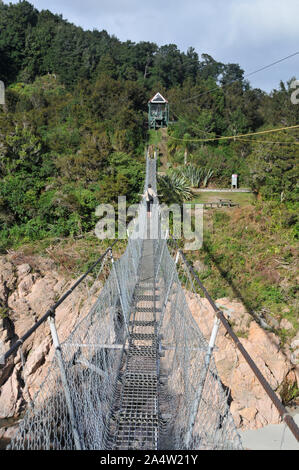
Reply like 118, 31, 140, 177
227, 0, 299, 45
3, 0, 299, 91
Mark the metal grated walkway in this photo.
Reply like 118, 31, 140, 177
8, 156, 251, 451
105, 232, 161, 450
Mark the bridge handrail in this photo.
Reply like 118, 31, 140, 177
1, 240, 119, 364
168, 235, 299, 443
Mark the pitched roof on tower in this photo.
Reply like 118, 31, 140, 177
149, 92, 168, 103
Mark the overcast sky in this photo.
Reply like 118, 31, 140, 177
4, 0, 299, 92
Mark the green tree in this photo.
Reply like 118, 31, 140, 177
248, 133, 299, 202
0, 125, 42, 175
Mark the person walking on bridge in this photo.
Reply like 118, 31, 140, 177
143, 184, 157, 217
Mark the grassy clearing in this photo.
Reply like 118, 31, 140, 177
188, 191, 256, 206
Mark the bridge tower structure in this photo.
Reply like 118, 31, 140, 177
148, 92, 169, 130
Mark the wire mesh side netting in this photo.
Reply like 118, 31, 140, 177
9, 207, 147, 450
153, 235, 242, 450
9, 156, 242, 450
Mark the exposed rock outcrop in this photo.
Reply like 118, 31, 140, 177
185, 292, 298, 430
0, 254, 101, 420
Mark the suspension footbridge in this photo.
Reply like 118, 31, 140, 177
2, 153, 299, 450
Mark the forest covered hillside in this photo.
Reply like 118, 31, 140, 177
0, 1, 298, 254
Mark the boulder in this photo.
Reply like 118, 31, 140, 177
239, 407, 258, 424
26, 277, 59, 317
24, 338, 51, 378
16, 264, 31, 280
18, 274, 39, 297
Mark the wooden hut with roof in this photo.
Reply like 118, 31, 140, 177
148, 92, 169, 129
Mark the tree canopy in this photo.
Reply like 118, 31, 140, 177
0, 1, 298, 251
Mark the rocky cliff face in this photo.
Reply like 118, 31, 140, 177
0, 253, 101, 439
0, 253, 298, 442
185, 291, 299, 430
